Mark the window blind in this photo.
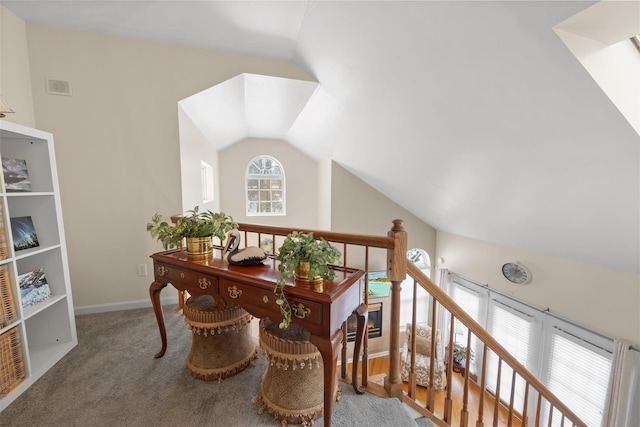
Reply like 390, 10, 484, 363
543, 329, 612, 427
486, 300, 535, 411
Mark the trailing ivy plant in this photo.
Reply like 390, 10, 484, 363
274, 231, 342, 328
147, 207, 237, 250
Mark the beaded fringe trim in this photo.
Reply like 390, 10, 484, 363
252, 394, 323, 427
185, 315, 251, 336
259, 330, 322, 371
183, 302, 252, 336
187, 347, 257, 383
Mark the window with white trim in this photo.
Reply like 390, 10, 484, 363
201, 161, 214, 203
442, 272, 613, 424
400, 248, 431, 327
245, 155, 285, 216
485, 297, 540, 411
541, 321, 612, 426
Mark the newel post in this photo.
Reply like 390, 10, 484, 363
384, 219, 407, 398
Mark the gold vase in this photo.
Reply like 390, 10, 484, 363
294, 261, 323, 290
185, 236, 213, 258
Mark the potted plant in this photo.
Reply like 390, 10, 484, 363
274, 231, 342, 329
451, 342, 474, 364
147, 207, 237, 256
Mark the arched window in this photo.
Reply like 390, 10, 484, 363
400, 248, 432, 327
245, 155, 285, 216
406, 248, 431, 278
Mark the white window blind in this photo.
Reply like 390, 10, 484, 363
543, 328, 612, 427
486, 300, 536, 411
449, 281, 483, 374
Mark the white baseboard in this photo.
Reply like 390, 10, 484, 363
337, 349, 389, 366
74, 296, 178, 316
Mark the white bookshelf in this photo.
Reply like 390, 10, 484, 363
0, 120, 77, 411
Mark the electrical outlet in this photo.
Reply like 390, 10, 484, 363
137, 263, 148, 276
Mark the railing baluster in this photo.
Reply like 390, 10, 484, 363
477, 343, 487, 427
444, 313, 455, 423
362, 246, 370, 387
493, 357, 502, 427
427, 291, 437, 411
522, 382, 530, 427
460, 331, 472, 427
507, 369, 516, 427
535, 393, 542, 426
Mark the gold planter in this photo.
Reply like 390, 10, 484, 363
186, 236, 213, 258
294, 261, 323, 290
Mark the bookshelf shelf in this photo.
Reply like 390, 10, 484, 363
0, 121, 76, 410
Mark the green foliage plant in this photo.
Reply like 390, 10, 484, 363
147, 207, 238, 250
274, 231, 342, 329
451, 342, 474, 363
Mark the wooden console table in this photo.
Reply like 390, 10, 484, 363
149, 249, 367, 427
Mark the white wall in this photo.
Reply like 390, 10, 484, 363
22, 22, 312, 308
436, 231, 640, 346
177, 107, 219, 213
0, 5, 35, 127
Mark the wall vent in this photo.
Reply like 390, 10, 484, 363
46, 78, 72, 96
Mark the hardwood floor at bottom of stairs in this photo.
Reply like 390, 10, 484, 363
349, 355, 523, 427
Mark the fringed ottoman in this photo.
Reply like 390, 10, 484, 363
183, 295, 256, 382
253, 318, 340, 426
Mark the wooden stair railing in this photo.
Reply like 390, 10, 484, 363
172, 218, 585, 427
401, 261, 588, 427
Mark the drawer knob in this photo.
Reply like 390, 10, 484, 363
262, 295, 269, 304
228, 285, 242, 299
292, 303, 311, 319
157, 266, 168, 277
199, 278, 211, 290
180, 272, 185, 279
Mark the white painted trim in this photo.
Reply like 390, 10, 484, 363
74, 296, 178, 316
336, 350, 389, 366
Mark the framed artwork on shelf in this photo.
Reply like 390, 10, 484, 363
10, 216, 40, 251
18, 268, 51, 308
2, 158, 32, 192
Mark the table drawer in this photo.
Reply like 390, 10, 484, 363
154, 262, 219, 293
221, 279, 322, 327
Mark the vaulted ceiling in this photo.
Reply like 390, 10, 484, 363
4, 1, 639, 273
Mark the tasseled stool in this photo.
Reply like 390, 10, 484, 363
253, 318, 340, 426
183, 295, 256, 381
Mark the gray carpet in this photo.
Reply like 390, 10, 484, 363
1, 305, 418, 426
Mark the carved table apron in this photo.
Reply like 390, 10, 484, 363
149, 249, 367, 427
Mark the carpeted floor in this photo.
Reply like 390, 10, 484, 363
1, 305, 419, 426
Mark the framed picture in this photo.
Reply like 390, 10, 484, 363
367, 270, 391, 298
11, 216, 40, 251
2, 158, 32, 192
18, 268, 51, 308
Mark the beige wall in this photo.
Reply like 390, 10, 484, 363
23, 22, 312, 308
177, 107, 220, 213
329, 162, 439, 354
218, 137, 318, 229
0, 5, 35, 126
436, 231, 640, 346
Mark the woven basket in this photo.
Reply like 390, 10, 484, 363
0, 265, 15, 329
0, 203, 8, 261
0, 328, 25, 395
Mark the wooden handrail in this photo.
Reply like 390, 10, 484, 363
204, 219, 587, 426
405, 262, 588, 427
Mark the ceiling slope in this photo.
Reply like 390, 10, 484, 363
4, 0, 639, 273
